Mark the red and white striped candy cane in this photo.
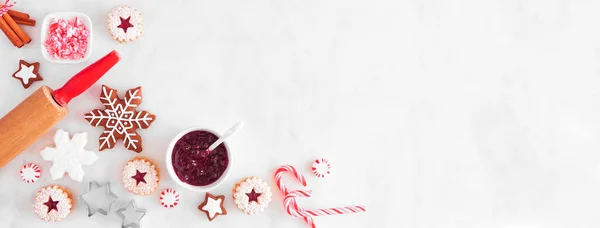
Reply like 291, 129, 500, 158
276, 166, 315, 227
275, 165, 307, 195
285, 190, 366, 217
275, 165, 366, 228
0, 0, 16, 17
284, 190, 315, 228
304, 205, 367, 216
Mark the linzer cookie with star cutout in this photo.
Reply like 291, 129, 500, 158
84, 85, 156, 153
33, 185, 73, 222
233, 176, 272, 215
122, 157, 160, 196
107, 5, 143, 43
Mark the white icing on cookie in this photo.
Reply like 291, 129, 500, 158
14, 63, 37, 84
202, 197, 223, 219
40, 129, 98, 182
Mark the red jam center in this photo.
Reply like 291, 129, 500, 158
172, 130, 229, 186
44, 196, 59, 213
117, 16, 133, 33
246, 189, 262, 203
131, 170, 147, 185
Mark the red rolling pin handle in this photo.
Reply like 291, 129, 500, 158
52, 50, 121, 107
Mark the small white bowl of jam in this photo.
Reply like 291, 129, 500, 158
165, 128, 232, 192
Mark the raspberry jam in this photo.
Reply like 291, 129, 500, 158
171, 130, 229, 186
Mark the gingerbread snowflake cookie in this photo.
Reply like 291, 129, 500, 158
84, 85, 156, 153
108, 5, 143, 43
34, 185, 73, 222
122, 157, 160, 195
233, 176, 272, 215
198, 193, 227, 221
40, 129, 98, 182
12, 60, 43, 89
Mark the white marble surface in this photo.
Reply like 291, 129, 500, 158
3, 0, 600, 227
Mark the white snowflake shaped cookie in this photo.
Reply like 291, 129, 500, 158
41, 129, 99, 182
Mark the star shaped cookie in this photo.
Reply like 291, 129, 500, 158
12, 60, 43, 89
40, 129, 99, 182
198, 193, 227, 221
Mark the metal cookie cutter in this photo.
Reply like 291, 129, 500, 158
80, 181, 118, 216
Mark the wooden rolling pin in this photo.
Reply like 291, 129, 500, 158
0, 50, 121, 168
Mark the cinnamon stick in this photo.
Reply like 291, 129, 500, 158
7, 10, 29, 20
2, 13, 30, 44
0, 17, 23, 47
14, 18, 35, 26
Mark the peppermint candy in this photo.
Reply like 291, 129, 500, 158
20, 163, 41, 183
311, 158, 331, 178
160, 188, 180, 208
44, 17, 89, 60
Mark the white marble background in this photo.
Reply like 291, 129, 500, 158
1, 0, 599, 227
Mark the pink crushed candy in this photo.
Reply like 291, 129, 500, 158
44, 17, 89, 61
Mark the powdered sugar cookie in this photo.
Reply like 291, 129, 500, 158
122, 157, 159, 195
160, 188, 180, 208
107, 5, 143, 43
21, 163, 41, 183
232, 176, 272, 215
40, 129, 99, 182
33, 185, 73, 222
312, 158, 331, 178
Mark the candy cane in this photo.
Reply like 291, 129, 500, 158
275, 165, 307, 195
285, 190, 366, 216
0, 0, 16, 17
276, 165, 314, 226
284, 190, 315, 228
275, 165, 366, 228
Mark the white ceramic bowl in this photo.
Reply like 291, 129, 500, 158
166, 128, 232, 192
40, 12, 93, 64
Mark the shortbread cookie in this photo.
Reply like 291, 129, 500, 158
122, 157, 159, 195
107, 5, 143, 43
232, 176, 272, 215
33, 185, 73, 222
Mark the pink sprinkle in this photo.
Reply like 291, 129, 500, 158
44, 17, 89, 61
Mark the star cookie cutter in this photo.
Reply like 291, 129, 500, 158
80, 181, 118, 216
116, 200, 147, 228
